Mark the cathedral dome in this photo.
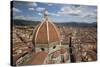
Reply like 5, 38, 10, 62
32, 11, 60, 45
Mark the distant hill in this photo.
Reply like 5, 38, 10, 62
56, 22, 97, 28
12, 19, 97, 27
12, 19, 40, 26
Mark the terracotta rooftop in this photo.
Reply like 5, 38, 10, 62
51, 50, 60, 58
28, 51, 48, 65
50, 48, 67, 58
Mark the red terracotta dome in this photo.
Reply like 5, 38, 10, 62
32, 11, 60, 46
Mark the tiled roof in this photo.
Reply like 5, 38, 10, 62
51, 50, 60, 58
28, 51, 48, 65
50, 48, 67, 58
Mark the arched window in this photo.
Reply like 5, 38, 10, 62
41, 48, 45, 51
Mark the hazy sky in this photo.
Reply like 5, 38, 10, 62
12, 1, 97, 23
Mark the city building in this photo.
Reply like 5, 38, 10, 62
29, 10, 68, 64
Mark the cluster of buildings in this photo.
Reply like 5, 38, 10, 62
59, 26, 97, 62
12, 11, 97, 66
